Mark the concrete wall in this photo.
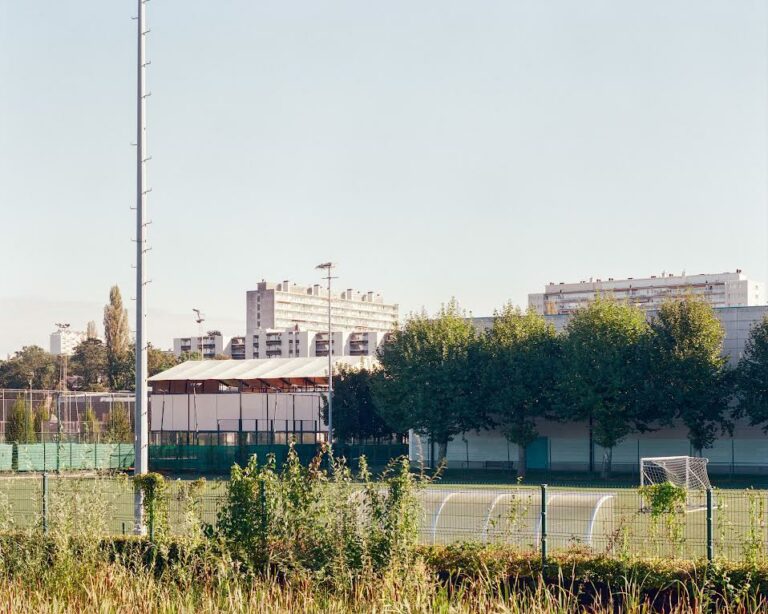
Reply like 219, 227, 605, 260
150, 392, 325, 433
413, 418, 768, 475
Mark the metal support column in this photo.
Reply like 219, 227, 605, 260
133, 0, 151, 535
540, 484, 548, 571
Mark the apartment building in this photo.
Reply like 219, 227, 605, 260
246, 329, 386, 360
473, 304, 768, 367
529, 270, 765, 315
50, 329, 88, 356
246, 280, 398, 336
172, 332, 227, 359
226, 336, 246, 360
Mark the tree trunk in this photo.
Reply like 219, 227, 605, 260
601, 447, 613, 480
517, 444, 527, 479
437, 439, 448, 467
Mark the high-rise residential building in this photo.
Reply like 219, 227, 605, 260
50, 329, 87, 356
528, 270, 765, 315
246, 280, 398, 336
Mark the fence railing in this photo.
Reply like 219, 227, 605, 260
0, 476, 767, 563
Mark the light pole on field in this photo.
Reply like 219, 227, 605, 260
315, 262, 337, 447
193, 309, 206, 360
55, 323, 70, 434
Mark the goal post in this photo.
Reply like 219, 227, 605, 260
640, 456, 711, 491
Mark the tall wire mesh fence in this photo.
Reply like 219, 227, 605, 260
0, 475, 766, 563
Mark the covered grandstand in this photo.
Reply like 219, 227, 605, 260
147, 356, 387, 472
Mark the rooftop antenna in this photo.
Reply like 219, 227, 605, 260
133, 0, 151, 533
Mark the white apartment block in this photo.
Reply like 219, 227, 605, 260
173, 333, 227, 359
246, 280, 398, 336
50, 329, 87, 356
246, 329, 387, 360
528, 270, 765, 315
226, 336, 246, 360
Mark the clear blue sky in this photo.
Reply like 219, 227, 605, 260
1, 1, 766, 356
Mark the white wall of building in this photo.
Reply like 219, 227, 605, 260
413, 418, 768, 475
529, 271, 766, 315
245, 329, 386, 360
473, 305, 768, 366
246, 280, 398, 336
172, 334, 227, 359
150, 392, 325, 432
50, 329, 87, 356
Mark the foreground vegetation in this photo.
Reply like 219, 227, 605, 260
0, 449, 761, 611
0, 536, 767, 613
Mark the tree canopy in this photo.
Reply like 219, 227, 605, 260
738, 315, 768, 430
480, 305, 559, 477
0, 346, 58, 390
322, 366, 398, 444
103, 286, 131, 390
70, 339, 108, 392
647, 297, 728, 451
373, 300, 483, 465
558, 298, 649, 477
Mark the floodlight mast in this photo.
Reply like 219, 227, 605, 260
134, 0, 150, 532
315, 262, 336, 448
193, 308, 206, 359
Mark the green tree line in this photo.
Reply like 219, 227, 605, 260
330, 297, 768, 478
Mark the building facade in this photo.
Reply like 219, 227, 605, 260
246, 280, 398, 336
49, 329, 87, 356
246, 329, 386, 360
172, 332, 227, 359
474, 305, 768, 366
529, 271, 765, 315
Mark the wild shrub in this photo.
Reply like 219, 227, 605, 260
216, 443, 424, 584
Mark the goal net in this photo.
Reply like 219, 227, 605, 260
640, 456, 711, 491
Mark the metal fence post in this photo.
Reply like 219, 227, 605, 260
148, 496, 155, 542
706, 488, 714, 562
42, 472, 49, 534
540, 483, 547, 571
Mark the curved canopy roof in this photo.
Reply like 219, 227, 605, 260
148, 356, 376, 390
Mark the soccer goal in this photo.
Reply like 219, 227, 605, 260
640, 456, 710, 511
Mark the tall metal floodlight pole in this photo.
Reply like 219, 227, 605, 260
315, 263, 336, 447
134, 0, 150, 533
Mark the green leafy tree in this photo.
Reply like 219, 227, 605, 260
373, 299, 482, 466
481, 305, 559, 478
71, 338, 109, 391
559, 298, 649, 478
148, 345, 179, 376
647, 297, 729, 452
737, 315, 768, 429
179, 351, 202, 362
322, 366, 399, 443
103, 286, 131, 390
6, 395, 36, 444
0, 346, 58, 390
106, 401, 133, 443
111, 343, 179, 392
